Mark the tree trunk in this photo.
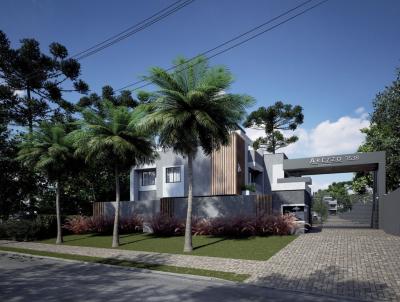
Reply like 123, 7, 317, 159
272, 131, 276, 154
55, 179, 63, 245
26, 87, 33, 134
183, 153, 194, 252
112, 165, 120, 248
26, 87, 34, 217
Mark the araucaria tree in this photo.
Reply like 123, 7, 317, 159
17, 123, 74, 244
139, 57, 253, 252
0, 30, 88, 132
70, 101, 156, 247
244, 101, 304, 153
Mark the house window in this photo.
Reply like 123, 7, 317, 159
166, 167, 181, 183
141, 170, 156, 186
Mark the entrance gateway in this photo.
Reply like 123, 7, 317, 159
282, 151, 386, 228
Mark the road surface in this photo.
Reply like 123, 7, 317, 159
0, 252, 365, 302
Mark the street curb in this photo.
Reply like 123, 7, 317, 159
0, 250, 236, 284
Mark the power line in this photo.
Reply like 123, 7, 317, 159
71, 0, 188, 59
0, 0, 195, 86
116, 0, 328, 93
74, 0, 195, 60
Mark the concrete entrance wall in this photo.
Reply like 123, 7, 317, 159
380, 188, 400, 236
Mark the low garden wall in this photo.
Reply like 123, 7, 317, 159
94, 199, 160, 219
94, 195, 273, 219
380, 188, 400, 236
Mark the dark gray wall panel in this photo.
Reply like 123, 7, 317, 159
380, 188, 400, 236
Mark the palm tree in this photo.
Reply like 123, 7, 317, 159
139, 57, 253, 252
70, 101, 156, 247
17, 122, 74, 244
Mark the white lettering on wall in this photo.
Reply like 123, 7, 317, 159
309, 155, 360, 165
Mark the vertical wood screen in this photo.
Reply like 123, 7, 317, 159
211, 133, 245, 195
93, 202, 105, 218
160, 197, 175, 217
256, 195, 273, 216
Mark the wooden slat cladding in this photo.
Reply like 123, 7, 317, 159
93, 202, 105, 218
255, 195, 273, 216
211, 133, 246, 195
160, 197, 175, 217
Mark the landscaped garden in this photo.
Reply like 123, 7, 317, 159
39, 233, 296, 261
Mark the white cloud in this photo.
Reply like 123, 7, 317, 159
355, 106, 368, 119
355, 106, 365, 115
245, 111, 370, 158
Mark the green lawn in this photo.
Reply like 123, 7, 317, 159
40, 233, 296, 261
0, 246, 249, 282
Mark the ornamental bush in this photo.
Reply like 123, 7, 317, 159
62, 213, 298, 237
149, 214, 185, 236
0, 215, 59, 241
63, 215, 143, 235
191, 214, 297, 237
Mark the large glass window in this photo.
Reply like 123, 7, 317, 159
166, 167, 181, 183
141, 170, 156, 186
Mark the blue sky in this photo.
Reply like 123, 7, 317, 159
1, 0, 400, 190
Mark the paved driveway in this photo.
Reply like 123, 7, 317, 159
249, 228, 400, 301
0, 253, 355, 302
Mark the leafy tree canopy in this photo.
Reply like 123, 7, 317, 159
0, 30, 88, 131
353, 68, 400, 192
77, 85, 138, 115
243, 101, 304, 153
139, 56, 254, 156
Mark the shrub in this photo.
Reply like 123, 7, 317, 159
0, 216, 60, 241
205, 216, 256, 237
191, 217, 211, 235
192, 214, 297, 237
63, 215, 144, 235
0, 219, 39, 241
88, 216, 114, 234
256, 213, 297, 236
119, 215, 144, 234
35, 215, 59, 238
63, 216, 92, 234
149, 214, 184, 236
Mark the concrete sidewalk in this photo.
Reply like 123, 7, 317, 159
0, 240, 262, 275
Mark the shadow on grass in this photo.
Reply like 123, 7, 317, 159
61, 234, 98, 243
193, 237, 228, 250
119, 234, 160, 246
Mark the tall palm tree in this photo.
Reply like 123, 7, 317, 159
70, 101, 156, 248
17, 122, 74, 244
139, 57, 253, 252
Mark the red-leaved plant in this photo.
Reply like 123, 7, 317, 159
63, 215, 143, 235
63, 215, 92, 234
149, 214, 185, 236
255, 213, 298, 236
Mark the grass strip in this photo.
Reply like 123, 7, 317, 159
40, 233, 296, 261
0, 246, 250, 282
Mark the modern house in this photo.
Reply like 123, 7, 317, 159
323, 196, 338, 215
129, 128, 312, 223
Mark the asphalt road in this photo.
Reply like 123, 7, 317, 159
0, 252, 363, 302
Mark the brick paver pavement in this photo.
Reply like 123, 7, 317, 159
1, 228, 400, 301
248, 228, 400, 301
